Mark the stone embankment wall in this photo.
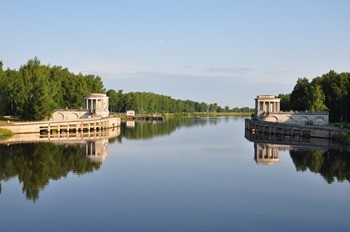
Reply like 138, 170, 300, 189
0, 127, 120, 144
260, 111, 329, 125
50, 109, 91, 121
0, 117, 121, 134
245, 118, 346, 139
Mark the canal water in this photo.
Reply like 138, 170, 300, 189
0, 117, 349, 232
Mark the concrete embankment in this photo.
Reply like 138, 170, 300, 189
0, 117, 121, 134
245, 118, 348, 139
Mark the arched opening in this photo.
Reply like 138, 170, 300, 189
285, 116, 293, 123
299, 116, 309, 124
271, 116, 279, 122
314, 117, 325, 125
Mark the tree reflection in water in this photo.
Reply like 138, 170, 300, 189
0, 143, 101, 201
290, 149, 350, 183
0, 116, 236, 201
245, 129, 350, 184
121, 116, 234, 140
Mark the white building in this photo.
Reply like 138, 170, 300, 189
83, 93, 109, 117
51, 93, 110, 121
254, 95, 329, 125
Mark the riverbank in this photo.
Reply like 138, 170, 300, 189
113, 112, 252, 121
245, 118, 348, 139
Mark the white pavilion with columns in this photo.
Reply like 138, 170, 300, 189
255, 95, 281, 117
254, 95, 329, 125
83, 93, 109, 117
50, 93, 110, 121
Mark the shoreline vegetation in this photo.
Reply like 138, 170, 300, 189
0, 113, 250, 141
114, 112, 252, 121
330, 122, 350, 145
1, 58, 350, 144
0, 128, 14, 141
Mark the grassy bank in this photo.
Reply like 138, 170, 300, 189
0, 128, 14, 141
112, 112, 252, 121
164, 112, 252, 118
330, 122, 350, 130
0, 117, 16, 126
331, 133, 350, 145
329, 122, 350, 145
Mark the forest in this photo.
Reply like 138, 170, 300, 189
278, 70, 350, 122
0, 58, 105, 120
0, 58, 251, 121
106, 89, 252, 115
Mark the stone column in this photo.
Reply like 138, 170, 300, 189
275, 102, 278, 112
266, 102, 270, 113
263, 101, 266, 112
98, 99, 101, 110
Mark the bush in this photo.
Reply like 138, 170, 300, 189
304, 120, 314, 126
0, 128, 14, 140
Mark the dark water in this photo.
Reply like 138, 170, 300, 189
0, 117, 349, 232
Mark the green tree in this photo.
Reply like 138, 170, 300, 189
0, 61, 5, 116
277, 93, 291, 111
18, 58, 55, 120
308, 84, 328, 112
290, 78, 310, 111
209, 103, 218, 112
106, 89, 118, 112
321, 70, 349, 121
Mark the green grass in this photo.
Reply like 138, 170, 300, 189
113, 112, 252, 121
0, 117, 16, 126
331, 133, 350, 144
0, 128, 14, 141
330, 122, 350, 130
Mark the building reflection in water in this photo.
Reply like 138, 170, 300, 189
245, 129, 333, 166
85, 139, 109, 162
254, 143, 282, 165
1, 127, 120, 163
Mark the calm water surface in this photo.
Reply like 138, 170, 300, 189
0, 117, 349, 232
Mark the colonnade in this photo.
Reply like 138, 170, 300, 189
255, 95, 281, 115
84, 140, 108, 162
254, 143, 280, 165
83, 93, 109, 117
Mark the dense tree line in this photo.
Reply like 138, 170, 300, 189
0, 58, 252, 120
0, 58, 105, 120
279, 70, 350, 122
106, 89, 253, 114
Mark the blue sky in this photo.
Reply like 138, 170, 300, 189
1, 0, 349, 107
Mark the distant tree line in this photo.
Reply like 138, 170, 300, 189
278, 70, 350, 122
0, 58, 105, 120
0, 58, 252, 120
106, 89, 253, 114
